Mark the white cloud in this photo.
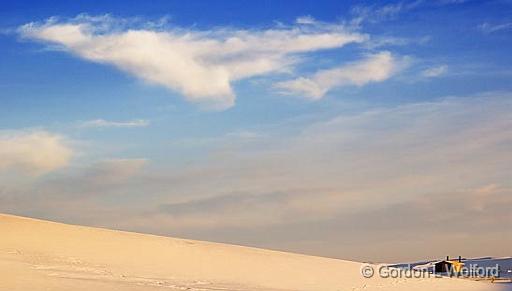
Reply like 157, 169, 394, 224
0, 131, 73, 175
19, 15, 366, 109
421, 64, 448, 77
275, 51, 407, 99
296, 16, 316, 25
80, 118, 150, 128
350, 1, 423, 27
479, 22, 512, 34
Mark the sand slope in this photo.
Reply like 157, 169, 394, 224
0, 213, 504, 291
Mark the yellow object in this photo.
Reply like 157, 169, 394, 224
448, 260, 465, 272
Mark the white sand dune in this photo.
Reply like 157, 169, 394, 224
0, 213, 505, 291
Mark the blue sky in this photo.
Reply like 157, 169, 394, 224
1, 0, 512, 262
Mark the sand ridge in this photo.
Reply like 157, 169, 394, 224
0, 213, 505, 291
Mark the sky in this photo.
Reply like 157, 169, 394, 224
1, 0, 511, 262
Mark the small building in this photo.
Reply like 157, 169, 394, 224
434, 256, 464, 273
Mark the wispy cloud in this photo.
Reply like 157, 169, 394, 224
19, 15, 367, 109
437, 0, 471, 4
295, 16, 317, 25
349, 0, 470, 29
0, 130, 73, 175
275, 51, 408, 99
2, 93, 511, 260
479, 22, 512, 34
80, 118, 150, 128
151, 93, 511, 230
117, 93, 512, 260
350, 1, 423, 27
363, 35, 431, 49
83, 159, 148, 183
421, 64, 448, 77
45, 158, 148, 193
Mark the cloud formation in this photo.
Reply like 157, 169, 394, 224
421, 64, 448, 77
43, 158, 148, 195
1, 92, 511, 261
82, 159, 147, 183
19, 15, 367, 109
145, 93, 511, 231
275, 51, 406, 99
80, 118, 150, 128
0, 131, 73, 175
479, 22, 512, 34
350, 1, 423, 27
